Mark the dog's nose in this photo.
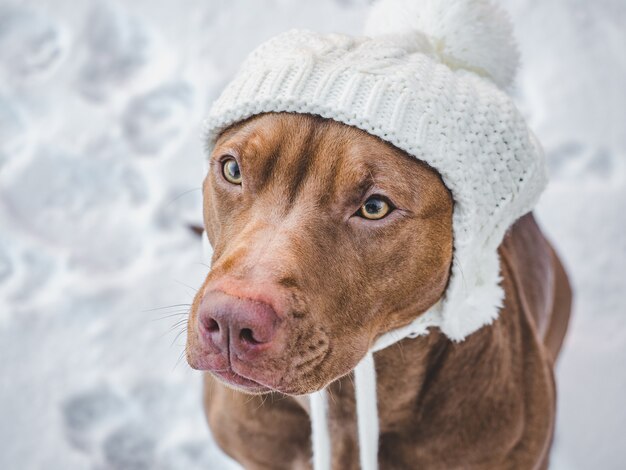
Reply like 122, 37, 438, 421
198, 291, 281, 358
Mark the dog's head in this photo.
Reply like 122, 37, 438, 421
186, 113, 453, 395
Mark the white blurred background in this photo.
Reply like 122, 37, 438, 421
0, 0, 624, 469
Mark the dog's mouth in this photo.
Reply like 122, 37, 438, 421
210, 366, 273, 394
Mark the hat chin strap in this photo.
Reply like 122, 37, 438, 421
309, 305, 443, 470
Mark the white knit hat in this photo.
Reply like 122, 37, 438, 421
203, 0, 547, 468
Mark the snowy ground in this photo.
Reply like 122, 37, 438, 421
0, 0, 624, 469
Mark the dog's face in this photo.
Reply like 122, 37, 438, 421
186, 113, 453, 395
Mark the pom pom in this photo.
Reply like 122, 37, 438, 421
365, 0, 519, 88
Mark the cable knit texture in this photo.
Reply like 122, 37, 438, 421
204, 0, 547, 342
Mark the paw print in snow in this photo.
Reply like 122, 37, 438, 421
155, 442, 220, 470
76, 3, 172, 102
61, 380, 228, 470
0, 147, 147, 272
547, 141, 624, 186
123, 82, 194, 156
102, 425, 157, 470
62, 385, 128, 453
0, 5, 68, 82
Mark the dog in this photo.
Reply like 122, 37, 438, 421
185, 112, 572, 469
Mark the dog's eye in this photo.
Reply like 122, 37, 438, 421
358, 196, 392, 220
222, 158, 242, 185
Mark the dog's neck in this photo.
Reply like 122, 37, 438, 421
297, 304, 522, 465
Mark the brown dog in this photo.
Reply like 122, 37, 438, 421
186, 112, 572, 469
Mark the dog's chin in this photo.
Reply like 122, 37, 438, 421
211, 367, 337, 397
210, 368, 274, 395
212, 371, 318, 396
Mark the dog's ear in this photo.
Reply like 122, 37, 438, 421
188, 224, 204, 237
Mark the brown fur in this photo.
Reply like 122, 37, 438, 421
186, 113, 572, 469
